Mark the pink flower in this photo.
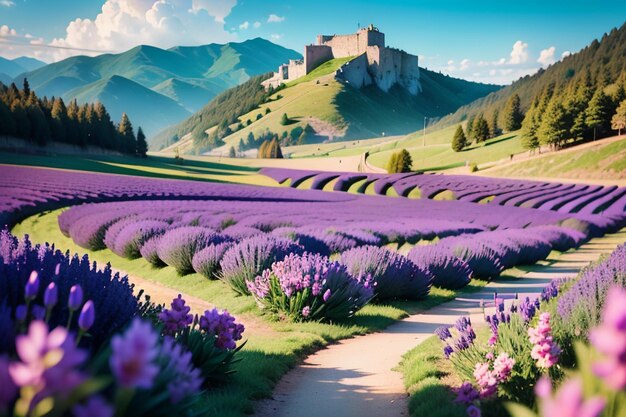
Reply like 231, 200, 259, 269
473, 362, 497, 398
528, 312, 560, 369
589, 287, 626, 390
536, 377, 605, 417
109, 319, 159, 389
492, 352, 515, 381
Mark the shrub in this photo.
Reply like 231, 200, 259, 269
156, 227, 230, 275
140, 235, 166, 267
408, 245, 472, 289
341, 245, 432, 300
247, 252, 374, 321
113, 220, 170, 258
219, 235, 304, 295
68, 212, 127, 250
192, 243, 233, 279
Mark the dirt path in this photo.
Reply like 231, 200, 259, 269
253, 229, 626, 417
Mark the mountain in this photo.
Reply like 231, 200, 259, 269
433, 22, 626, 129
154, 57, 501, 153
12, 38, 301, 137
0, 56, 46, 81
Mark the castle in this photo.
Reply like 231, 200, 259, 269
262, 25, 421, 95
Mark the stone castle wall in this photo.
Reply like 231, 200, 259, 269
262, 26, 420, 95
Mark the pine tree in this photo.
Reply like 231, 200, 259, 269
387, 149, 412, 173
26, 92, 50, 145
118, 113, 136, 154
10, 99, 30, 139
136, 126, 148, 157
465, 115, 475, 139
280, 113, 289, 126
258, 140, 268, 158
386, 152, 399, 174
473, 114, 489, 143
50, 98, 67, 142
538, 100, 569, 148
0, 99, 16, 136
611, 99, 626, 136
520, 103, 540, 151
585, 89, 612, 140
229, 146, 237, 158
22, 78, 31, 101
503, 94, 523, 131
489, 109, 499, 138
451, 125, 467, 152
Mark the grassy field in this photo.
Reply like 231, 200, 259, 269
483, 135, 626, 180
367, 130, 523, 172
0, 151, 277, 186
13, 209, 488, 417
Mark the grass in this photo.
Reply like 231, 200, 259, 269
285, 57, 356, 87
367, 131, 523, 172
13, 208, 488, 417
0, 151, 277, 186
485, 135, 626, 180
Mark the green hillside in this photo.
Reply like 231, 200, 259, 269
160, 57, 500, 154
433, 22, 626, 129
0, 56, 45, 78
13, 39, 300, 138
67, 75, 190, 136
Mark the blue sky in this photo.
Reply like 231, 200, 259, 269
1, 0, 625, 84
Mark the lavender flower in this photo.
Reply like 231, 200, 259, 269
68, 285, 83, 311
519, 297, 538, 322
24, 271, 40, 301
158, 294, 193, 335
43, 282, 58, 310
110, 318, 159, 388
454, 381, 479, 405
435, 326, 452, 341
78, 300, 95, 332
199, 308, 245, 350
160, 338, 203, 403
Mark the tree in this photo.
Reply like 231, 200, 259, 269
451, 125, 467, 152
50, 98, 67, 142
465, 115, 475, 139
118, 113, 136, 154
0, 99, 16, 136
585, 89, 612, 140
10, 99, 30, 139
280, 113, 289, 126
489, 109, 500, 138
538, 100, 569, 148
387, 149, 412, 173
472, 114, 489, 143
136, 126, 148, 157
611, 99, 626, 136
503, 94, 523, 131
229, 146, 237, 158
520, 104, 540, 152
22, 78, 31, 101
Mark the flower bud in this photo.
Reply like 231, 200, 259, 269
44, 282, 58, 310
323, 288, 331, 302
24, 271, 40, 301
68, 285, 83, 311
78, 300, 95, 331
15, 305, 27, 322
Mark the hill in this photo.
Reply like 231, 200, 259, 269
433, 22, 626, 129
156, 58, 500, 154
0, 56, 45, 83
12, 39, 301, 137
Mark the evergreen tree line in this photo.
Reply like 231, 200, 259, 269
0, 80, 147, 156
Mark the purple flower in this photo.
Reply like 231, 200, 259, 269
78, 300, 95, 332
9, 321, 87, 404
535, 377, 605, 417
15, 305, 27, 322
466, 405, 481, 417
44, 282, 58, 310
31, 305, 45, 320
109, 318, 159, 389
68, 285, 83, 311
72, 396, 114, 417
158, 294, 193, 335
323, 289, 331, 302
443, 345, 454, 358
302, 306, 311, 318
454, 382, 479, 405
435, 326, 452, 341
0, 355, 17, 410
25, 271, 40, 300
589, 287, 626, 390
199, 308, 245, 350
160, 337, 202, 403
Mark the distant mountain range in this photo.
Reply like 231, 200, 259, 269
0, 56, 46, 84
7, 38, 301, 137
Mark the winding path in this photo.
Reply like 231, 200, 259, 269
253, 229, 626, 417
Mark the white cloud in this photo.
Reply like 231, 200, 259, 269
270, 33, 282, 40
239, 21, 249, 30
267, 14, 285, 23
509, 40, 528, 64
0, 0, 15, 7
3, 0, 237, 62
561, 50, 571, 58
459, 58, 470, 71
253, 21, 261, 29
537, 46, 556, 67
0, 24, 17, 37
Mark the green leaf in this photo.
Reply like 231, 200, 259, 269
504, 402, 538, 417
